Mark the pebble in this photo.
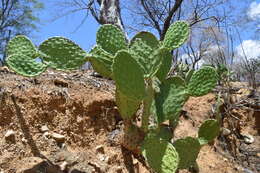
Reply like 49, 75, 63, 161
52, 132, 65, 142
40, 125, 49, 132
4, 130, 15, 141
222, 128, 231, 136
60, 161, 68, 171
96, 145, 105, 153
241, 134, 254, 144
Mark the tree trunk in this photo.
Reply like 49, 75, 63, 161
100, 0, 124, 30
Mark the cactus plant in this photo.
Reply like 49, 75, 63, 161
5, 20, 220, 173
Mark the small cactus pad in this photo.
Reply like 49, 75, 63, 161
6, 54, 47, 77
155, 49, 172, 81
188, 67, 217, 96
130, 31, 159, 49
163, 21, 190, 50
152, 77, 189, 124
115, 89, 141, 119
129, 38, 153, 75
39, 37, 87, 70
89, 46, 113, 78
173, 137, 201, 169
141, 134, 179, 173
96, 24, 127, 55
198, 119, 220, 145
6, 35, 37, 58
113, 50, 146, 101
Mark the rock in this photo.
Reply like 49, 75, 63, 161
52, 132, 65, 143
241, 134, 254, 144
40, 125, 49, 132
60, 161, 68, 171
95, 145, 105, 153
222, 128, 231, 136
4, 130, 15, 142
21, 137, 27, 143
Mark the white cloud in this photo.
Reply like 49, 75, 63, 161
236, 40, 260, 60
247, 1, 260, 20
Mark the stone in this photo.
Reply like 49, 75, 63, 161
95, 145, 105, 153
4, 130, 15, 142
222, 128, 231, 136
40, 125, 49, 132
52, 132, 65, 143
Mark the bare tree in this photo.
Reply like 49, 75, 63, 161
53, 0, 124, 30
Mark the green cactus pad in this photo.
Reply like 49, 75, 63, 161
113, 50, 146, 101
129, 38, 153, 75
156, 126, 172, 141
6, 54, 47, 77
152, 77, 189, 124
163, 21, 190, 50
130, 31, 159, 49
198, 119, 220, 145
96, 24, 127, 55
115, 89, 141, 119
6, 35, 37, 58
89, 46, 113, 78
188, 67, 217, 96
173, 137, 201, 169
155, 49, 172, 81
141, 134, 179, 173
39, 37, 87, 70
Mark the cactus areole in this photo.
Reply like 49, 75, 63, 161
5, 21, 219, 173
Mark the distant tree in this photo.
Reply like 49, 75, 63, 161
53, 0, 124, 30
0, 0, 44, 66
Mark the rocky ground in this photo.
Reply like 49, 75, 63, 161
0, 66, 259, 173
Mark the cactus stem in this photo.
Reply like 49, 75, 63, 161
141, 79, 154, 133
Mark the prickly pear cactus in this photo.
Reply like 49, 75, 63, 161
130, 31, 159, 49
39, 37, 87, 70
7, 54, 47, 77
5, 20, 221, 173
6, 35, 37, 58
152, 77, 189, 124
88, 46, 114, 78
96, 24, 127, 55
173, 137, 201, 169
188, 66, 217, 96
112, 50, 146, 101
163, 21, 190, 50
198, 119, 220, 145
141, 134, 179, 173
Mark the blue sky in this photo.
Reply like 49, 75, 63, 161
31, 0, 99, 51
31, 0, 260, 59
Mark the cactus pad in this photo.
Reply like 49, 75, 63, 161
6, 35, 37, 58
130, 31, 159, 49
188, 67, 217, 96
163, 21, 190, 50
89, 46, 113, 78
198, 119, 220, 145
39, 37, 86, 70
6, 54, 47, 77
152, 77, 189, 124
96, 24, 127, 55
155, 49, 172, 81
115, 89, 141, 119
113, 50, 146, 101
173, 137, 201, 169
142, 134, 179, 173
